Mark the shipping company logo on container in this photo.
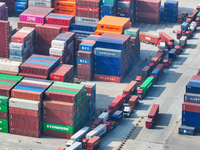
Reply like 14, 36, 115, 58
98, 51, 116, 57
146, 82, 153, 89
47, 125, 69, 131
77, 6, 99, 12
104, 26, 120, 31
27, 17, 36, 22
145, 37, 151, 41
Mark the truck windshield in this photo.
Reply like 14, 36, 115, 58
146, 122, 152, 125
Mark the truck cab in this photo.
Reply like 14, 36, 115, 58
174, 45, 182, 54
137, 89, 144, 99
104, 121, 116, 133
163, 59, 172, 68
122, 93, 128, 103
177, 15, 183, 23
167, 41, 174, 50
135, 76, 143, 87
185, 31, 192, 39
176, 30, 183, 39
123, 106, 133, 118
82, 138, 89, 149
146, 118, 153, 129
195, 17, 200, 25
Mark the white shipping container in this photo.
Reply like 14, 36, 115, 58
86, 124, 107, 140
29, 0, 52, 2
98, 112, 109, 123
28, 1, 52, 8
0, 58, 21, 72
66, 142, 82, 150
9, 42, 25, 51
49, 47, 64, 56
9, 98, 41, 111
21, 77, 53, 86
71, 127, 90, 142
51, 40, 66, 49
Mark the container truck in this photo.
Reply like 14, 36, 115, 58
156, 64, 164, 76
108, 95, 124, 114
135, 76, 143, 87
98, 112, 109, 123
186, 9, 199, 23
176, 22, 189, 39
159, 32, 174, 50
123, 81, 138, 102
87, 136, 100, 150
90, 118, 103, 130
150, 68, 160, 83
149, 52, 164, 70
142, 66, 152, 80
123, 95, 139, 118
104, 110, 123, 132
66, 142, 82, 150
186, 21, 197, 38
66, 127, 90, 147
158, 42, 166, 52
175, 36, 187, 54
146, 104, 159, 129
137, 77, 154, 99
139, 32, 161, 46
168, 49, 177, 60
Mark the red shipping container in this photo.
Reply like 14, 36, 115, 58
9, 120, 41, 131
77, 74, 92, 81
17, 21, 43, 29
44, 24, 69, 32
0, 84, 13, 97
87, 136, 100, 150
108, 95, 124, 114
43, 115, 74, 126
9, 113, 40, 124
123, 81, 138, 98
9, 107, 41, 117
129, 95, 139, 108
77, 51, 93, 59
43, 130, 72, 139
10, 128, 41, 138
43, 109, 75, 119
94, 74, 122, 83
18, 73, 48, 80
182, 102, 200, 113
139, 32, 159, 44
191, 75, 200, 81
0, 112, 8, 119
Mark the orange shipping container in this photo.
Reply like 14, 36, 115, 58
54, 1, 76, 9
96, 16, 130, 33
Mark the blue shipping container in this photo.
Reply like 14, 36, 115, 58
186, 80, 200, 94
79, 43, 95, 52
182, 111, 200, 125
77, 58, 91, 65
15, 2, 27, 9
181, 22, 189, 31
111, 110, 123, 122
179, 126, 195, 136
70, 23, 96, 32
96, 38, 126, 50
184, 93, 200, 104
151, 68, 160, 80
168, 49, 177, 59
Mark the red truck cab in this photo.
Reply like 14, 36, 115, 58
146, 104, 159, 129
174, 45, 182, 54
104, 121, 116, 133
137, 89, 144, 99
185, 31, 192, 39
135, 76, 143, 86
176, 30, 183, 39
195, 17, 200, 25
163, 59, 172, 68
82, 138, 89, 149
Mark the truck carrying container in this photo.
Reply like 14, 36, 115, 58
108, 95, 124, 114
149, 52, 164, 69
179, 126, 195, 135
146, 104, 159, 129
181, 22, 189, 31
87, 136, 100, 150
156, 64, 164, 75
151, 68, 160, 82
168, 49, 177, 60
142, 66, 152, 80
139, 32, 160, 45
123, 81, 138, 100
86, 124, 107, 140
123, 95, 139, 118
159, 32, 174, 49
98, 112, 109, 123
111, 110, 123, 122
90, 118, 103, 130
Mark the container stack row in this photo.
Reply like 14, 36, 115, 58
0, 0, 15, 15
29, 0, 54, 8
181, 73, 200, 134
9, 77, 53, 137
15, 0, 28, 16
0, 2, 8, 20
135, 0, 161, 24
19, 54, 60, 79
9, 27, 35, 62
43, 82, 91, 139
0, 74, 22, 133
49, 32, 75, 65
53, 0, 76, 16
163, 0, 178, 23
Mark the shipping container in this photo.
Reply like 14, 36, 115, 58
108, 95, 124, 114
86, 124, 107, 140
123, 81, 138, 99
98, 112, 109, 123
179, 125, 195, 136
182, 102, 200, 113
186, 80, 200, 94
142, 66, 152, 79
87, 136, 100, 150
129, 95, 139, 108
70, 127, 90, 142
139, 32, 160, 45
184, 93, 200, 103
140, 77, 154, 94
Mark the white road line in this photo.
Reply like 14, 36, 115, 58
2, 143, 10, 145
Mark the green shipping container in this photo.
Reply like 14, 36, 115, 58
140, 77, 154, 94
0, 119, 8, 126
0, 81, 15, 86
43, 122, 74, 133
197, 12, 200, 18
0, 96, 8, 106
0, 106, 8, 113
0, 74, 22, 81
124, 28, 139, 37
0, 125, 9, 133
102, 0, 116, 5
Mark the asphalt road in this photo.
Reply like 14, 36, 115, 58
2, 1, 200, 150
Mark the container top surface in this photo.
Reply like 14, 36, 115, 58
97, 16, 130, 26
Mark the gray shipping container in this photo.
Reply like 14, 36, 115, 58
179, 36, 187, 46
86, 124, 107, 140
66, 142, 82, 150
9, 98, 41, 111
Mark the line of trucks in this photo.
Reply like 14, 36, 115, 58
57, 7, 199, 150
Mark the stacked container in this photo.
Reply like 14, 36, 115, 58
77, 39, 96, 81
182, 73, 200, 133
29, 0, 54, 8
0, 20, 12, 58
35, 24, 61, 55
54, 0, 76, 16
0, 74, 22, 133
81, 82, 96, 120
15, 0, 28, 16
19, 54, 60, 79
0, 0, 14, 15
18, 6, 54, 29
10, 77, 53, 137
45, 13, 75, 32
0, 2, 8, 20
95, 16, 131, 35
76, 0, 101, 25
9, 27, 35, 62
43, 82, 89, 139
0, 58, 22, 75
163, 0, 178, 23
50, 64, 74, 82
94, 32, 138, 83
117, 0, 135, 24
101, 0, 117, 19
135, 0, 161, 24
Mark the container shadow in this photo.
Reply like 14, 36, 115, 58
146, 86, 166, 98
175, 56, 188, 65
186, 44, 197, 49
136, 103, 151, 111
155, 113, 173, 127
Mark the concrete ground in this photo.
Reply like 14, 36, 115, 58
1, 0, 200, 149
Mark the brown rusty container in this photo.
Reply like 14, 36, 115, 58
43, 130, 72, 139
43, 115, 75, 126
9, 107, 41, 117
10, 127, 41, 138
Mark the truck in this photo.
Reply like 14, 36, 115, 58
66, 127, 90, 147
98, 112, 109, 123
176, 22, 189, 39
142, 66, 152, 80
137, 77, 154, 99
149, 52, 164, 70
123, 95, 139, 118
139, 32, 161, 46
104, 110, 123, 132
177, 12, 188, 23
186, 9, 199, 23
135, 76, 143, 87
108, 95, 124, 114
174, 36, 187, 54
158, 42, 166, 52
162, 59, 172, 68
123, 81, 138, 102
188, 21, 197, 34
156, 64, 164, 76
150, 68, 160, 83
146, 104, 159, 129
87, 136, 100, 150
66, 142, 82, 150
90, 118, 103, 130
168, 49, 177, 61
159, 32, 174, 50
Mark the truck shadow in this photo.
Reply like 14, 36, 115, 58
146, 86, 166, 98
154, 113, 173, 127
